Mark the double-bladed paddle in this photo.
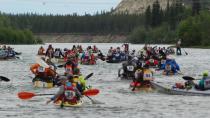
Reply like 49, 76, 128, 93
0, 76, 10, 82
182, 76, 200, 81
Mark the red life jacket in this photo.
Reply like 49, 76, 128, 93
65, 65, 73, 75
56, 85, 77, 104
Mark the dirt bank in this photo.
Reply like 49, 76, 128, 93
35, 34, 128, 43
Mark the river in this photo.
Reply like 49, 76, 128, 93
0, 43, 210, 118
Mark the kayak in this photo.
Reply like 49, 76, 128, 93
51, 58, 65, 64
54, 100, 84, 107
151, 81, 210, 96
33, 80, 54, 88
32, 77, 54, 88
36, 55, 65, 64
130, 82, 153, 92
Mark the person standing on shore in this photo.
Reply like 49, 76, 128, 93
176, 39, 182, 55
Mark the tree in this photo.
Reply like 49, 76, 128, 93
192, 0, 201, 15
145, 5, 152, 28
151, 0, 161, 27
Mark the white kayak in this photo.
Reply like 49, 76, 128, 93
151, 81, 210, 96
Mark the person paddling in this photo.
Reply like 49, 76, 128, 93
46, 76, 82, 105
176, 39, 182, 55
195, 71, 210, 90
70, 68, 87, 93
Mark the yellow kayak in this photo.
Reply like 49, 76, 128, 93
33, 80, 54, 88
130, 82, 153, 92
54, 100, 84, 107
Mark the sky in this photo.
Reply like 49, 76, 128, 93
0, 0, 122, 15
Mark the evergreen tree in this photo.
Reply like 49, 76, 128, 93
145, 5, 152, 28
151, 0, 161, 27
192, 0, 201, 15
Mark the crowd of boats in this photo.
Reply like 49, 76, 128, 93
1, 43, 210, 108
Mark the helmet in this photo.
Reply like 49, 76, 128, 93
203, 70, 208, 77
73, 68, 80, 74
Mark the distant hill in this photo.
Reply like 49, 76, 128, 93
113, 0, 209, 14
113, 0, 174, 14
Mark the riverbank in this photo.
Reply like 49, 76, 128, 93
35, 34, 128, 43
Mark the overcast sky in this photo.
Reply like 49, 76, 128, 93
0, 0, 122, 15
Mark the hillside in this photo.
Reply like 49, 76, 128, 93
114, 0, 174, 14
114, 0, 210, 14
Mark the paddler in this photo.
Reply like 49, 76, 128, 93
46, 76, 82, 105
134, 64, 154, 86
38, 46, 45, 55
195, 71, 210, 90
70, 68, 87, 93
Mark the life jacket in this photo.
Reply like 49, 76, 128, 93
85, 51, 89, 58
46, 48, 54, 58
38, 48, 45, 55
65, 65, 73, 75
54, 51, 60, 58
55, 85, 77, 104
165, 64, 172, 71
45, 68, 56, 77
143, 69, 153, 81
199, 77, 210, 90
161, 59, 166, 65
30, 63, 40, 74
204, 78, 210, 89
89, 54, 96, 65
72, 75, 83, 93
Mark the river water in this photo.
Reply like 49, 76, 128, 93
1, 43, 210, 118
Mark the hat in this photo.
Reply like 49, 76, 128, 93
73, 68, 80, 74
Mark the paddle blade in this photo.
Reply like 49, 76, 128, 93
85, 73, 94, 80
0, 76, 10, 82
83, 89, 99, 96
57, 65, 64, 68
36, 57, 49, 68
182, 76, 195, 81
18, 92, 36, 100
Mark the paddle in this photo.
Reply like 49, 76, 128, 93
182, 48, 188, 55
18, 92, 54, 100
85, 95, 104, 104
84, 73, 94, 80
36, 57, 50, 68
83, 89, 99, 96
182, 76, 200, 81
0, 76, 10, 82
57, 64, 64, 68
132, 81, 138, 91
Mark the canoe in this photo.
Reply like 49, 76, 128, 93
151, 81, 210, 96
54, 100, 84, 107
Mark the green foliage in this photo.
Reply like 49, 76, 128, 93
0, 14, 40, 44
0, 27, 39, 44
5, 12, 144, 34
128, 27, 148, 44
178, 11, 210, 46
129, 23, 177, 44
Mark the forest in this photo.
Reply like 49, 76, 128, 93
0, 0, 209, 46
